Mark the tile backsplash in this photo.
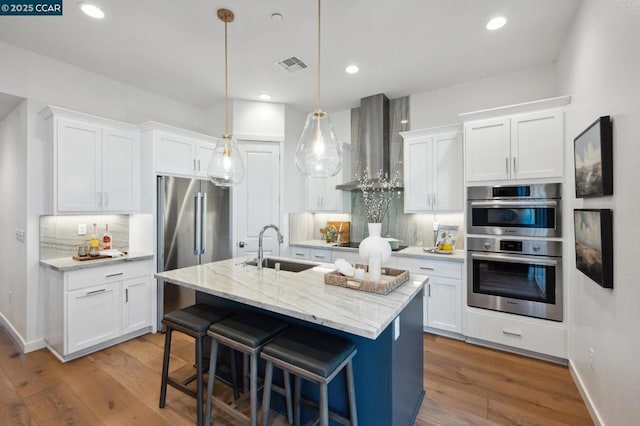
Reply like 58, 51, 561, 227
40, 215, 129, 259
290, 205, 465, 250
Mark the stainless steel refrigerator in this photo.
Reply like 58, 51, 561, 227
157, 175, 231, 328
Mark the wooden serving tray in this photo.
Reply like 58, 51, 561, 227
72, 255, 112, 261
324, 265, 410, 295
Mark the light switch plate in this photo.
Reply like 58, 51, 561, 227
78, 224, 87, 235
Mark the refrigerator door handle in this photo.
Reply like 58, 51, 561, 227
200, 191, 207, 255
194, 192, 202, 255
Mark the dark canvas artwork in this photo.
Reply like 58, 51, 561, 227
574, 116, 613, 197
574, 209, 613, 288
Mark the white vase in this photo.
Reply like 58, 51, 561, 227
359, 223, 392, 265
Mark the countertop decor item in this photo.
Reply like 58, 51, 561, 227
359, 223, 392, 265
324, 265, 410, 295
207, 8, 245, 187
294, 0, 342, 178
358, 167, 400, 264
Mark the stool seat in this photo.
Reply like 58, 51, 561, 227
205, 312, 291, 426
162, 303, 234, 335
262, 328, 356, 378
209, 312, 288, 348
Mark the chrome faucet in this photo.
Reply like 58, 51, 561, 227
257, 224, 284, 270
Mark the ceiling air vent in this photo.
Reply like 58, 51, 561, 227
276, 56, 308, 73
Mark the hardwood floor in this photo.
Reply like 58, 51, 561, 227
0, 325, 592, 425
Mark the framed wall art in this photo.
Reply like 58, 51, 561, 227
574, 209, 613, 289
574, 116, 613, 198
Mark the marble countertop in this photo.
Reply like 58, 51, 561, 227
290, 240, 465, 262
155, 257, 428, 340
40, 252, 154, 272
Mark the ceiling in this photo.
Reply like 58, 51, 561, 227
0, 0, 582, 112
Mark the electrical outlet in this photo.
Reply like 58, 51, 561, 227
78, 224, 87, 235
15, 229, 25, 242
589, 348, 595, 371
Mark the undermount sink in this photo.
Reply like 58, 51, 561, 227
246, 258, 317, 273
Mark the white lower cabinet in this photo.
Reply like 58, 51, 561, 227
396, 257, 463, 335
310, 248, 332, 263
67, 282, 121, 354
45, 259, 153, 362
122, 276, 153, 335
466, 308, 566, 359
288, 247, 311, 261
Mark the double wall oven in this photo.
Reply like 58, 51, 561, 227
467, 183, 563, 322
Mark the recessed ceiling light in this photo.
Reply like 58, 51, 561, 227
345, 65, 359, 74
259, 94, 272, 101
79, 3, 105, 19
271, 13, 283, 22
486, 16, 506, 30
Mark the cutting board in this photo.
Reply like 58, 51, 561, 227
72, 255, 112, 261
327, 221, 350, 244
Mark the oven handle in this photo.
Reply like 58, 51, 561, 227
469, 200, 558, 208
470, 252, 558, 267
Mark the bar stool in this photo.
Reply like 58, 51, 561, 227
159, 303, 236, 426
205, 311, 290, 426
260, 327, 358, 426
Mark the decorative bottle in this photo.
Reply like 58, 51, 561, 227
102, 224, 112, 250
89, 223, 100, 256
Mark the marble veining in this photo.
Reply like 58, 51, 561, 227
40, 252, 153, 272
40, 214, 130, 260
155, 257, 427, 339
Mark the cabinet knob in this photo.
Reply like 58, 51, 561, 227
238, 241, 245, 248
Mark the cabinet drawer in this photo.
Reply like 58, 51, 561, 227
66, 260, 152, 291
310, 249, 332, 263
466, 309, 566, 358
288, 247, 311, 261
396, 257, 462, 278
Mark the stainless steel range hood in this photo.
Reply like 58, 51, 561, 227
336, 93, 402, 191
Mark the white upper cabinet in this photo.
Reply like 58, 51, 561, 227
142, 124, 218, 178
461, 96, 570, 183
41, 107, 140, 214
401, 125, 463, 213
304, 143, 351, 213
304, 173, 351, 212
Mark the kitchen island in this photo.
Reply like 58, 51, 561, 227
155, 257, 427, 426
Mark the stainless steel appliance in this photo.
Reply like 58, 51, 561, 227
467, 236, 563, 321
157, 176, 231, 327
467, 183, 561, 237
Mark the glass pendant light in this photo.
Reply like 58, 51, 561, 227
295, 0, 342, 178
207, 9, 245, 187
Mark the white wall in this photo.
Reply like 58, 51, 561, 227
556, 1, 640, 424
410, 63, 558, 129
0, 41, 215, 349
0, 41, 206, 133
0, 100, 28, 340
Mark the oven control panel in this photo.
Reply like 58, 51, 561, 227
468, 236, 562, 257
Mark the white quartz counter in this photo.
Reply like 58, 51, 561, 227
40, 252, 154, 272
155, 257, 428, 340
291, 240, 465, 262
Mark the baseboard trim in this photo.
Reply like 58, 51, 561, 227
0, 312, 45, 353
423, 327, 466, 341
568, 359, 603, 426
465, 336, 568, 365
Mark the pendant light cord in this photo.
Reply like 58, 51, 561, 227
224, 18, 229, 137
316, 0, 321, 114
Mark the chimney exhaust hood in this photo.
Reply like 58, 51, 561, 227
336, 93, 403, 191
